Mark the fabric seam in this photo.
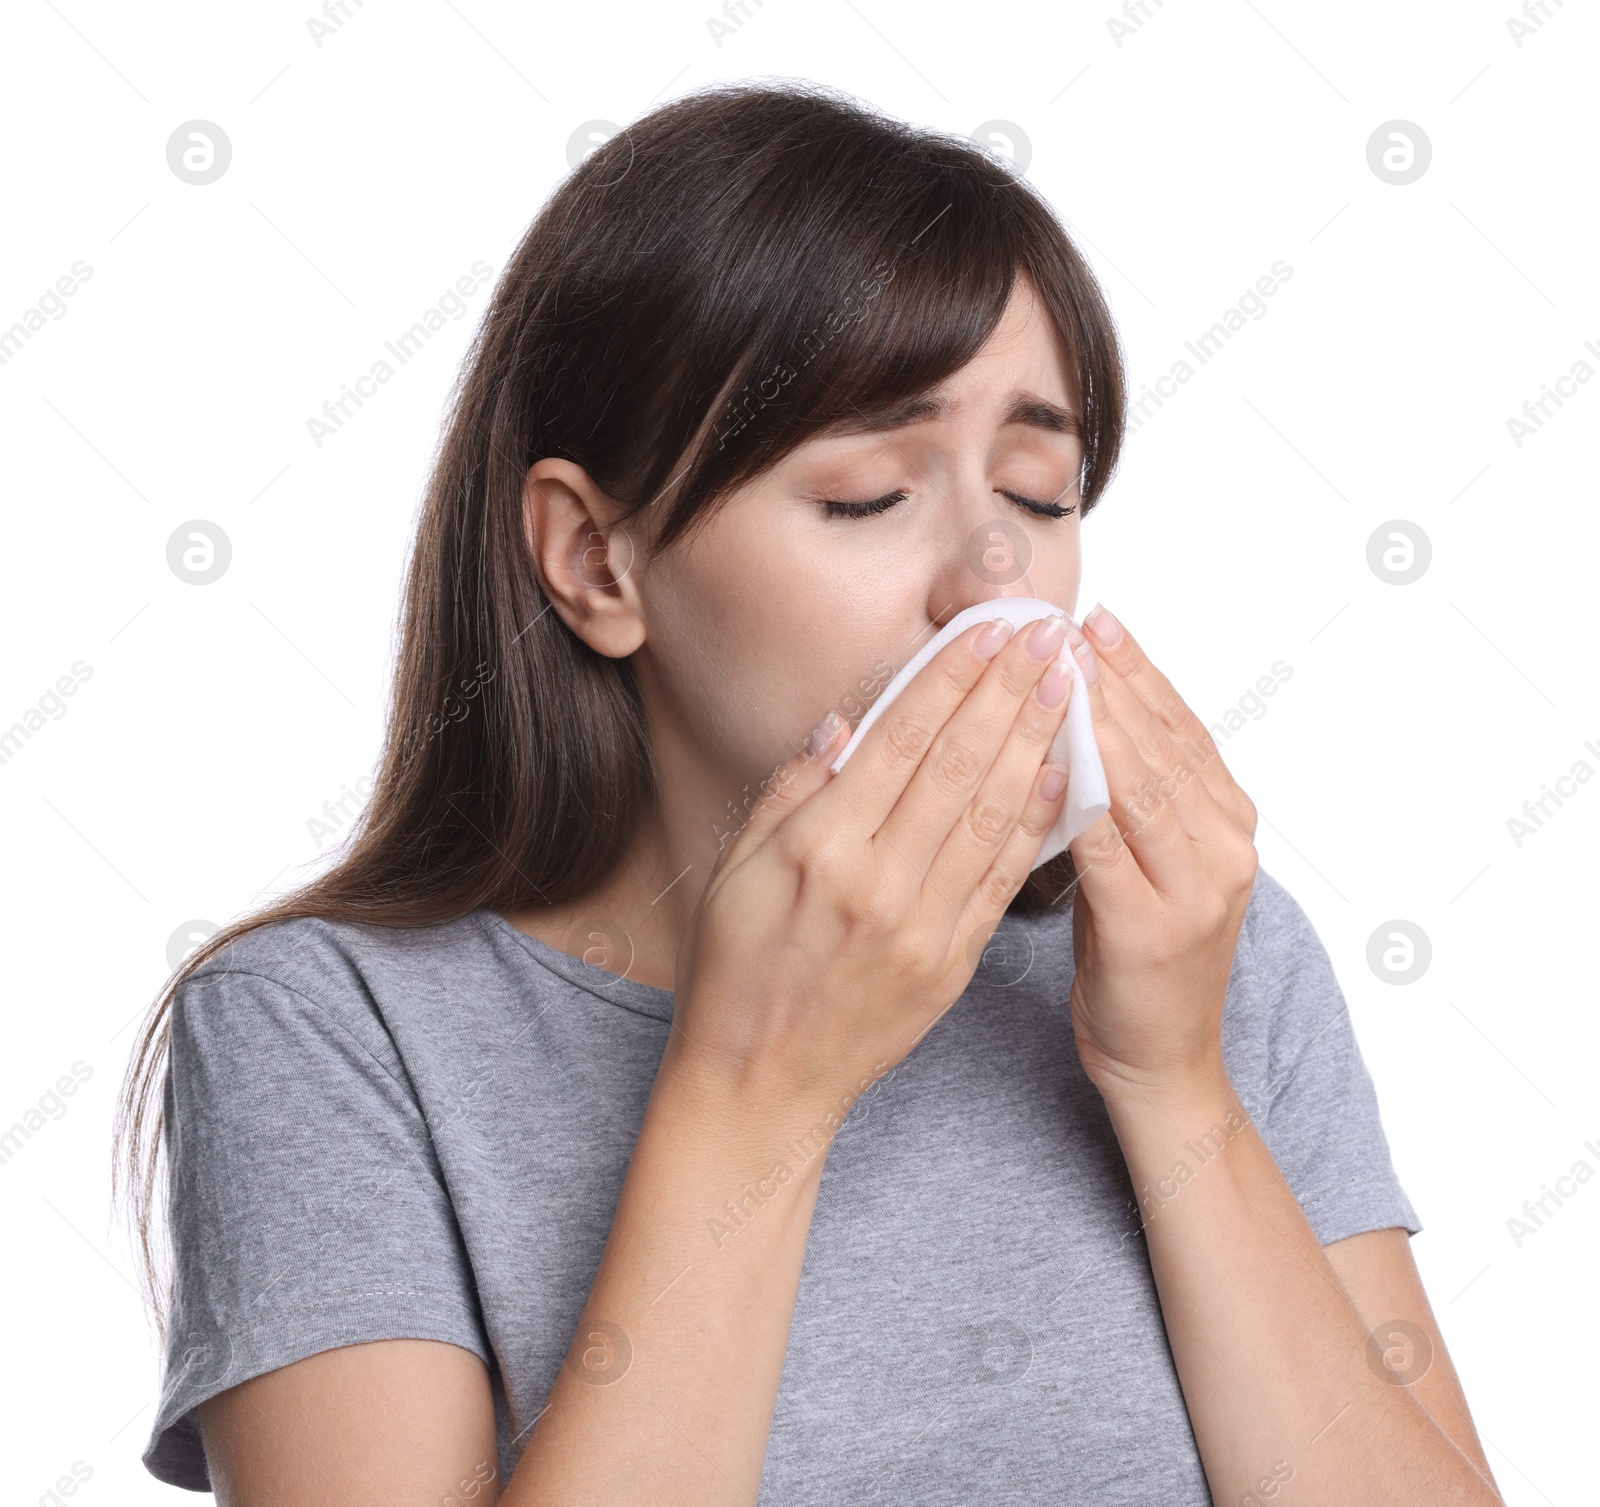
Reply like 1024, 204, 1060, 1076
472, 910, 674, 1022
181, 967, 420, 1102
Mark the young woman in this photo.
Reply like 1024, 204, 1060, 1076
117, 80, 1501, 1505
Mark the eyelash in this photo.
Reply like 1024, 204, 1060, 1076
820, 488, 1078, 520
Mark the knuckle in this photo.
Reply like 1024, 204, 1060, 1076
964, 791, 1013, 847
1133, 720, 1175, 770
1012, 695, 1059, 748
930, 652, 980, 701
846, 872, 909, 934
930, 736, 985, 792
882, 710, 938, 770
1012, 794, 1054, 840
1077, 820, 1124, 870
995, 654, 1041, 698
782, 823, 840, 882
1153, 686, 1191, 732
883, 923, 931, 976
1125, 770, 1166, 825
977, 860, 1023, 912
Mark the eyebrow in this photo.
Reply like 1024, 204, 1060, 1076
820, 390, 1082, 438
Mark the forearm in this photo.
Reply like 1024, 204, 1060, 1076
505, 1039, 827, 1506
1098, 1062, 1500, 1507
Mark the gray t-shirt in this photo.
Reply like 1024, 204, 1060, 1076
142, 866, 1419, 1501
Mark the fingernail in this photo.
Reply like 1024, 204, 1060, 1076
1040, 763, 1068, 802
1037, 660, 1071, 708
808, 708, 844, 757
1025, 614, 1067, 660
1084, 603, 1122, 649
1073, 636, 1099, 688
974, 617, 1014, 660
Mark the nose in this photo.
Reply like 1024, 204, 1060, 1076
924, 512, 1038, 633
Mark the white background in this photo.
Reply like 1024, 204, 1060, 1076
1, 1, 1595, 1501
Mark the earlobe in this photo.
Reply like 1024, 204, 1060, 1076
521, 459, 647, 659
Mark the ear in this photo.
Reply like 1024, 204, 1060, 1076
522, 458, 647, 659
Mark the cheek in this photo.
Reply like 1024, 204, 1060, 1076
648, 584, 897, 786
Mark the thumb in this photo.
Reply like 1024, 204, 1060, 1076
717, 708, 848, 867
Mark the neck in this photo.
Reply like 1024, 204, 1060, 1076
498, 796, 722, 994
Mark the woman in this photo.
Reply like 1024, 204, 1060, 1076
117, 79, 1501, 1505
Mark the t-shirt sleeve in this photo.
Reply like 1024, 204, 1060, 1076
1238, 870, 1423, 1247
142, 966, 492, 1491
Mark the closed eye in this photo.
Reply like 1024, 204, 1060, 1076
819, 488, 1078, 520
999, 488, 1078, 520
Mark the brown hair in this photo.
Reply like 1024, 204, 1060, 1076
113, 78, 1126, 1330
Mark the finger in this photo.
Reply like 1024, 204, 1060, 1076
716, 708, 849, 871
875, 612, 1073, 882
824, 615, 1020, 845
948, 699, 1077, 953
922, 641, 1076, 911
1065, 803, 1149, 916
1081, 631, 1232, 845
1081, 604, 1257, 834
1066, 625, 1197, 895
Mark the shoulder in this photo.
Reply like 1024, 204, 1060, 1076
1240, 865, 1323, 960
1234, 865, 1346, 1034
172, 911, 491, 1079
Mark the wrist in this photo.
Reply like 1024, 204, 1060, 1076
1087, 1051, 1239, 1129
651, 1035, 876, 1180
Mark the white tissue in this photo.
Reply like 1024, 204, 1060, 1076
828, 598, 1111, 870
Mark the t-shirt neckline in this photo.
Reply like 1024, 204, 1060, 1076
476, 909, 677, 1021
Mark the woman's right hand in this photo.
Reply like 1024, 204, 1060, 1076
665, 611, 1081, 1122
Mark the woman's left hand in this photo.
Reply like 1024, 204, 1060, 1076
1062, 605, 1261, 1102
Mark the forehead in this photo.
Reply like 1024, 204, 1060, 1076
814, 277, 1081, 443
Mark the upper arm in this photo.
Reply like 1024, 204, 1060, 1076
1323, 1227, 1500, 1496
144, 962, 496, 1492
1241, 871, 1422, 1246
200, 1338, 500, 1507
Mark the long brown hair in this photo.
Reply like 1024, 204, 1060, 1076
113, 78, 1127, 1332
